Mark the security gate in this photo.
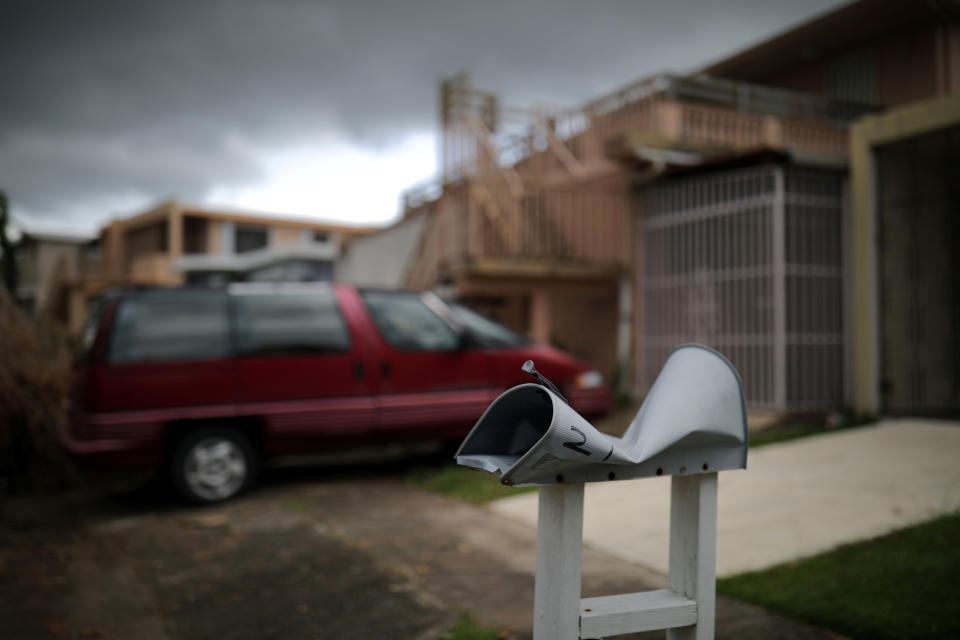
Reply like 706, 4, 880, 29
638, 162, 847, 410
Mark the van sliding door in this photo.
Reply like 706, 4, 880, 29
232, 286, 377, 455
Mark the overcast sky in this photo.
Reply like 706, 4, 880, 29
0, 0, 844, 233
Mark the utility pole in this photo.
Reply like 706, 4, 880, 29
0, 191, 17, 294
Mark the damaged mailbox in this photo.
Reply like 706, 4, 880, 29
456, 344, 748, 485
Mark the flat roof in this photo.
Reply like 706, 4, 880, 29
110, 200, 381, 236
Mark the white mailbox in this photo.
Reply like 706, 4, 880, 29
456, 344, 747, 484
455, 344, 748, 640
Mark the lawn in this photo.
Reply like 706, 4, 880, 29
439, 613, 501, 640
747, 412, 877, 448
718, 512, 960, 640
406, 464, 536, 504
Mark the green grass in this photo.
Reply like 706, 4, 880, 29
438, 613, 500, 640
282, 498, 308, 513
749, 413, 876, 448
718, 512, 960, 640
748, 422, 846, 447
407, 464, 536, 504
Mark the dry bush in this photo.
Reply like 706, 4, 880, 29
0, 288, 75, 494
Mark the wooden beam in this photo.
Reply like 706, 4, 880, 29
580, 590, 698, 638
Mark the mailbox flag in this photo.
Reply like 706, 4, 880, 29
456, 344, 748, 485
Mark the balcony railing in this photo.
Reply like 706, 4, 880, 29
405, 180, 630, 290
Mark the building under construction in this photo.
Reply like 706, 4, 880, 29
362, 0, 959, 415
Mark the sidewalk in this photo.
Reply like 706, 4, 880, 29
491, 418, 960, 576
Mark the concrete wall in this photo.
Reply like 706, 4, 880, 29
337, 215, 427, 289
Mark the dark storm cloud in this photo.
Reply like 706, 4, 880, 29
0, 0, 843, 226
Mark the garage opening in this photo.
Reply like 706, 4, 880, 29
876, 125, 960, 416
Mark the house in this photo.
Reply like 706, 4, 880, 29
97, 200, 375, 287
378, 0, 959, 413
699, 0, 960, 415
29, 200, 376, 332
15, 226, 98, 324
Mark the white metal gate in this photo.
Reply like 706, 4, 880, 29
638, 163, 846, 410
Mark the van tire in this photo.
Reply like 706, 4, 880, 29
169, 427, 259, 504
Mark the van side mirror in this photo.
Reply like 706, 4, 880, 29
455, 344, 747, 485
454, 327, 480, 350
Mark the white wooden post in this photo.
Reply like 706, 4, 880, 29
666, 472, 718, 640
533, 483, 584, 640
533, 473, 719, 639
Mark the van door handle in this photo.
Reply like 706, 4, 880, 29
380, 361, 391, 378
354, 362, 365, 379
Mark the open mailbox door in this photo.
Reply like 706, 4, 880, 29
455, 344, 748, 485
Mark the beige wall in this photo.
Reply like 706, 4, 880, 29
129, 253, 178, 285
206, 219, 222, 255
270, 226, 303, 246
459, 276, 620, 380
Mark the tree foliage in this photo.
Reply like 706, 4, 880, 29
0, 287, 75, 494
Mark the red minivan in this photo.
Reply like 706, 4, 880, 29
65, 283, 612, 502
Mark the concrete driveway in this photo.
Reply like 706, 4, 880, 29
491, 418, 960, 576
1, 456, 840, 639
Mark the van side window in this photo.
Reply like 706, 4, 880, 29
234, 291, 351, 356
109, 293, 231, 363
361, 291, 459, 351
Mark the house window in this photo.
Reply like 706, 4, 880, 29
828, 48, 876, 107
183, 216, 208, 254
83, 241, 100, 264
313, 230, 329, 243
235, 226, 268, 253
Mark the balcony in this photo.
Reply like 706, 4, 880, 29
404, 73, 858, 290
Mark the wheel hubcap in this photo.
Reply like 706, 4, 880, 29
184, 437, 247, 501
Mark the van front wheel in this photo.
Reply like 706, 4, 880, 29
170, 428, 258, 504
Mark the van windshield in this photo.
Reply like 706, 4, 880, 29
448, 303, 531, 348
76, 296, 107, 361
